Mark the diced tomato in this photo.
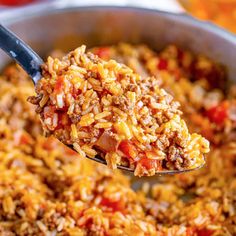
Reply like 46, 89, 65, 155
177, 48, 184, 61
40, 203, 46, 210
100, 197, 125, 213
190, 114, 214, 141
200, 128, 214, 142
43, 142, 53, 151
54, 76, 64, 93
58, 112, 71, 127
191, 114, 206, 126
0, 0, 34, 6
157, 58, 168, 70
65, 146, 77, 156
173, 69, 182, 81
118, 140, 138, 159
186, 227, 195, 236
186, 227, 214, 236
197, 228, 214, 236
20, 133, 33, 145
100, 89, 109, 97
206, 101, 229, 125
84, 218, 93, 229
138, 157, 162, 171
94, 47, 110, 60
42, 138, 56, 151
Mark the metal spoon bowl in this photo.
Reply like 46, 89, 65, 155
0, 23, 204, 175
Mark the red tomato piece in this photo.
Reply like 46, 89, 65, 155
118, 140, 138, 159
20, 133, 32, 145
54, 76, 64, 93
58, 112, 71, 127
177, 48, 184, 61
186, 227, 214, 236
206, 101, 228, 125
0, 0, 34, 6
84, 218, 93, 229
40, 203, 46, 210
100, 197, 125, 212
42, 137, 56, 151
138, 157, 162, 171
197, 228, 214, 236
65, 146, 77, 156
157, 58, 168, 70
186, 227, 195, 236
173, 69, 182, 81
94, 47, 110, 60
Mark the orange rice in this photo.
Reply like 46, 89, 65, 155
0, 43, 235, 235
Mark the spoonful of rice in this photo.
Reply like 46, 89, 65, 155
0, 24, 209, 176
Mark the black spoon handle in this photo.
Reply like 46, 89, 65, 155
0, 24, 43, 84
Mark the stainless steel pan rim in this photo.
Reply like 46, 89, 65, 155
0, 2, 235, 43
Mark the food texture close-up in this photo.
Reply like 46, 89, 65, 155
0, 0, 235, 235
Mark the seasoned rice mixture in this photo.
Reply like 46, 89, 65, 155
0, 43, 235, 235
29, 46, 209, 176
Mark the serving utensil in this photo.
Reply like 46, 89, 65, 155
0, 23, 205, 175
0, 24, 43, 84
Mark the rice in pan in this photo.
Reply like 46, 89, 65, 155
0, 43, 235, 235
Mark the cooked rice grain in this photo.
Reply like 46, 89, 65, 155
0, 44, 235, 235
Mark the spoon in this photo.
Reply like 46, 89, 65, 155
0, 24, 205, 175
0, 24, 43, 84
